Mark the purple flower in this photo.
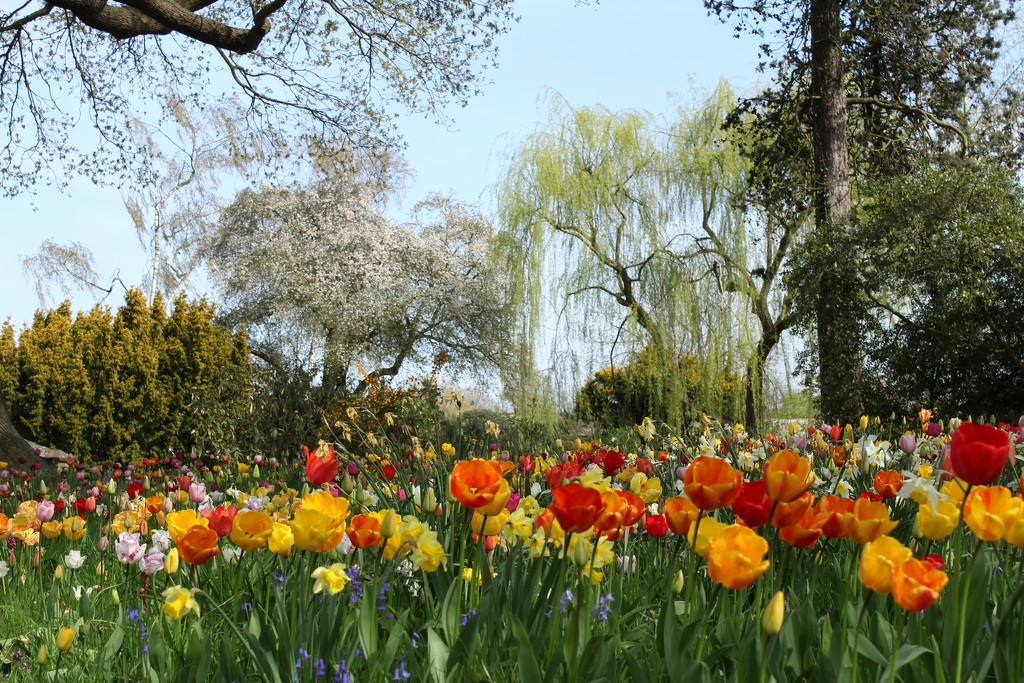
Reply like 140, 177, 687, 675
346, 565, 363, 603
459, 609, 477, 626
559, 589, 574, 612
393, 656, 411, 681
138, 547, 165, 575
377, 582, 390, 611
127, 607, 140, 622
591, 593, 614, 622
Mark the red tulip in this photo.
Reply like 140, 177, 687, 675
305, 444, 340, 485
644, 514, 669, 538
946, 421, 1010, 485
732, 479, 772, 528
548, 483, 605, 534
201, 504, 238, 538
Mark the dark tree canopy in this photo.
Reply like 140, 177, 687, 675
0, 0, 518, 195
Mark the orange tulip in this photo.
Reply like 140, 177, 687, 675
450, 459, 508, 511
891, 557, 948, 611
304, 444, 340, 485
617, 490, 647, 528
347, 514, 384, 549
779, 509, 823, 548
707, 524, 770, 589
963, 486, 1024, 541
177, 526, 221, 565
859, 536, 912, 594
683, 456, 743, 510
873, 470, 904, 499
593, 491, 629, 536
548, 483, 605, 534
770, 492, 814, 529
664, 496, 700, 536
847, 498, 898, 544
812, 495, 854, 538
763, 449, 815, 502
229, 510, 274, 551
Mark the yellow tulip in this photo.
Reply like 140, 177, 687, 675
56, 627, 75, 651
762, 591, 785, 634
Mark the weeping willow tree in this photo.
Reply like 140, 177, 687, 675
498, 83, 775, 430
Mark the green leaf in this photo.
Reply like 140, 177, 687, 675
510, 614, 542, 682
878, 644, 930, 682
426, 628, 449, 683
98, 624, 124, 665
848, 628, 887, 667
185, 622, 210, 682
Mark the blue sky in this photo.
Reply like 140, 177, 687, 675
1, 0, 763, 328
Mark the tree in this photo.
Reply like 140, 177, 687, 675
499, 85, 794, 432
856, 162, 1024, 419
703, 0, 1015, 422
204, 174, 512, 397
0, 0, 517, 195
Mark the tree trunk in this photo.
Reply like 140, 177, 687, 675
811, 0, 862, 423
0, 390, 46, 468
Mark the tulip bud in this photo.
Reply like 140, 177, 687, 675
7, 550, 14, 567
143, 475, 151, 491
423, 487, 438, 514
859, 415, 869, 432
56, 627, 75, 651
165, 547, 180, 575
97, 536, 109, 553
788, 421, 800, 436
107, 479, 117, 495
37, 643, 47, 665
32, 546, 41, 568
762, 591, 785, 634
163, 497, 174, 513
572, 538, 590, 567
253, 465, 261, 480
380, 510, 399, 539
53, 565, 63, 580
341, 472, 354, 495
672, 570, 685, 594
39, 479, 48, 495
110, 588, 120, 605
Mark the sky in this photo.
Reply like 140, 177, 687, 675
1, 0, 763, 329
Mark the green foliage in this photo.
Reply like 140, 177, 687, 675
0, 289, 250, 458
575, 347, 744, 428
856, 162, 1024, 421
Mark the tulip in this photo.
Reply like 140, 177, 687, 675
873, 470, 904, 499
672, 570, 685, 594
166, 509, 209, 543
230, 510, 274, 551
304, 444, 340, 485
946, 421, 1010, 485
732, 479, 772, 528
56, 627, 75, 651
898, 433, 916, 455
683, 456, 743, 510
762, 591, 785, 634
201, 504, 238, 538
770, 492, 814, 529
37, 644, 47, 665
917, 500, 959, 541
268, 522, 295, 556
664, 496, 700, 536
812, 495, 854, 539
847, 498, 898, 544
763, 450, 814, 502
347, 514, 385, 549
36, 500, 55, 523
859, 536, 912, 594
548, 483, 605, 534
891, 558, 948, 611
707, 524, 770, 589
644, 513, 669, 538
687, 516, 727, 558
450, 459, 508, 511
177, 525, 220, 565
779, 509, 823, 549
289, 508, 338, 552
164, 548, 180, 574
162, 585, 200, 619
188, 482, 206, 503
963, 486, 1023, 541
